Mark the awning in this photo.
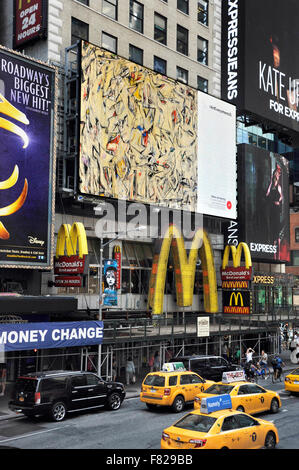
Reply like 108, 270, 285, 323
0, 296, 77, 314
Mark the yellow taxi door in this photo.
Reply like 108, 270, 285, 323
234, 414, 265, 449
220, 415, 244, 449
179, 374, 193, 402
237, 384, 255, 413
246, 384, 269, 413
188, 374, 206, 399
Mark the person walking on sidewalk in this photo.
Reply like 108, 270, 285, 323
153, 351, 160, 372
258, 350, 270, 379
126, 356, 136, 385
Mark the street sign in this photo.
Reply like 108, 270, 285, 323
197, 316, 209, 337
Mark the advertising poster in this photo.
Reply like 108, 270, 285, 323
237, 144, 290, 262
13, 0, 48, 49
103, 259, 118, 306
197, 92, 237, 218
221, 0, 299, 138
0, 47, 56, 268
79, 41, 197, 211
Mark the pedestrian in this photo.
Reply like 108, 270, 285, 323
258, 350, 269, 379
0, 362, 7, 397
153, 351, 160, 372
126, 356, 136, 385
112, 359, 117, 382
148, 353, 154, 372
246, 347, 255, 363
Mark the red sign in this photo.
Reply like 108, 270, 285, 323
221, 266, 252, 281
222, 280, 249, 289
54, 256, 86, 275
54, 276, 82, 287
14, 0, 47, 49
113, 246, 121, 290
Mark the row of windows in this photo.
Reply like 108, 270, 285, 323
78, 0, 209, 26
72, 19, 208, 90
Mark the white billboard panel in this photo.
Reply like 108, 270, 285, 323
197, 93, 237, 219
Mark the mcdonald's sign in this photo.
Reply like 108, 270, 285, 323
223, 290, 251, 315
221, 243, 252, 281
148, 225, 218, 315
54, 223, 88, 286
13, 0, 48, 49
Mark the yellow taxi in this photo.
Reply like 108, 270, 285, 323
140, 362, 214, 412
161, 394, 279, 449
285, 367, 299, 394
194, 370, 281, 415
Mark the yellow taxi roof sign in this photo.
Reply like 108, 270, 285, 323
162, 362, 186, 372
222, 370, 246, 383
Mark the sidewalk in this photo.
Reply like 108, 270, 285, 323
0, 350, 297, 421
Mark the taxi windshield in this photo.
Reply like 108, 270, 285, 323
204, 384, 234, 395
174, 413, 217, 433
144, 375, 165, 387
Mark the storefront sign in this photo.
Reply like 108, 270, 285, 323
0, 321, 103, 351
222, 280, 249, 289
221, 243, 252, 281
253, 275, 275, 285
13, 0, 48, 49
54, 255, 86, 275
223, 290, 251, 314
54, 276, 82, 287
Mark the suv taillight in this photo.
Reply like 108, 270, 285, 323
164, 388, 171, 396
189, 439, 207, 448
35, 392, 41, 405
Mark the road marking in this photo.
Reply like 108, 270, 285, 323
0, 425, 70, 444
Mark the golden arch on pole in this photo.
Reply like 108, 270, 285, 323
148, 225, 218, 315
56, 222, 88, 259
222, 243, 252, 270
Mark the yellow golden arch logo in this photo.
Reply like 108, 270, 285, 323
56, 222, 88, 259
148, 225, 218, 315
222, 243, 252, 269
229, 292, 244, 307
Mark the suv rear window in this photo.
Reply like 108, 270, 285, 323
15, 378, 38, 393
144, 375, 165, 387
40, 377, 67, 392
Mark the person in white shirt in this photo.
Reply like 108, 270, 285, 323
246, 348, 255, 363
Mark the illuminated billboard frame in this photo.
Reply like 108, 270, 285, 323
236, 144, 290, 263
78, 40, 198, 211
221, 0, 299, 139
0, 45, 57, 269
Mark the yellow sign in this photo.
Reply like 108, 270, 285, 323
55, 222, 88, 259
222, 243, 252, 270
253, 275, 274, 284
229, 292, 244, 307
148, 225, 218, 315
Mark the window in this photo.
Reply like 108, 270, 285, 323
197, 36, 208, 65
40, 377, 67, 392
198, 0, 208, 25
71, 375, 87, 387
180, 375, 191, 385
295, 228, 299, 243
176, 66, 188, 84
235, 414, 257, 428
102, 0, 118, 20
77, 0, 89, 4
129, 44, 143, 65
130, 0, 144, 34
189, 374, 203, 384
177, 0, 189, 15
154, 13, 167, 45
71, 17, 89, 45
144, 375, 165, 386
222, 416, 239, 431
86, 374, 100, 386
177, 24, 188, 55
154, 56, 167, 75
102, 32, 117, 53
168, 376, 177, 386
197, 75, 208, 93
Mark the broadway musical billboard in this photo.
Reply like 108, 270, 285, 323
221, 0, 299, 140
0, 46, 56, 268
227, 144, 290, 263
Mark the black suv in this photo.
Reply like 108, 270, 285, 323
9, 370, 126, 422
169, 356, 241, 382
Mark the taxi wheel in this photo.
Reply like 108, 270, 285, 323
270, 398, 279, 414
172, 395, 185, 413
264, 431, 276, 449
236, 405, 245, 412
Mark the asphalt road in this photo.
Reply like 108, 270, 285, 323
0, 381, 298, 451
